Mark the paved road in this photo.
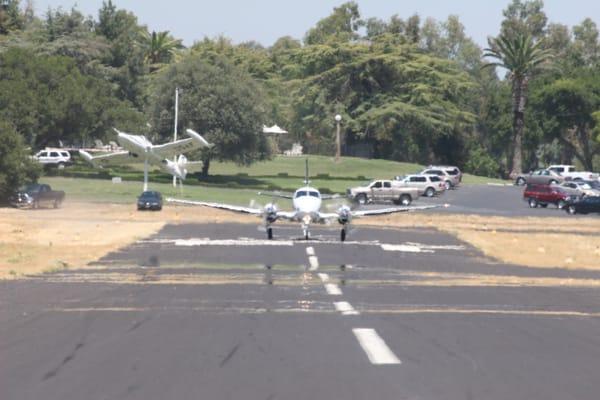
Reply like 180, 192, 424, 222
412, 183, 599, 217
2, 223, 600, 400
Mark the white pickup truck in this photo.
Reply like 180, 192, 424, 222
546, 165, 599, 181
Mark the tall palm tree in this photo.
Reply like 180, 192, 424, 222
483, 33, 553, 177
141, 30, 183, 71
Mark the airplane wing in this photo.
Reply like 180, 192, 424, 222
257, 191, 294, 200
167, 197, 297, 220
351, 205, 439, 217
321, 194, 343, 200
152, 129, 211, 159
79, 150, 138, 166
166, 198, 263, 215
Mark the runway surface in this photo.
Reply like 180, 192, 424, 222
2, 223, 600, 400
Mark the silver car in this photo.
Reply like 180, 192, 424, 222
516, 169, 565, 186
394, 174, 446, 197
560, 181, 600, 197
419, 167, 460, 190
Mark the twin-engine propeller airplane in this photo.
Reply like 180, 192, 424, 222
80, 128, 211, 189
167, 160, 438, 242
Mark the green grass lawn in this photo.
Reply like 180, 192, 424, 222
42, 154, 508, 204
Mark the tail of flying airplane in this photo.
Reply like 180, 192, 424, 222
79, 150, 96, 166
304, 158, 310, 185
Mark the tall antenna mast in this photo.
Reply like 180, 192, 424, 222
172, 87, 179, 187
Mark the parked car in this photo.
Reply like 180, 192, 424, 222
546, 165, 599, 181
394, 174, 446, 197
33, 149, 72, 169
418, 167, 459, 190
10, 183, 65, 209
559, 181, 600, 197
516, 169, 565, 186
137, 191, 163, 211
523, 184, 573, 209
347, 180, 419, 205
564, 196, 600, 215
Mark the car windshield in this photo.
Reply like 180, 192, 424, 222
23, 184, 41, 193
139, 192, 159, 199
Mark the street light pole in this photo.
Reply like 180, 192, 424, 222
335, 114, 342, 163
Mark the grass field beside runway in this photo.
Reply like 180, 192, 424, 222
44, 154, 508, 203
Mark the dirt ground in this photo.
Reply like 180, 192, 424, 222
1, 201, 599, 279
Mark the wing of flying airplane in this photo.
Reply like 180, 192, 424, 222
257, 191, 294, 200
79, 150, 138, 166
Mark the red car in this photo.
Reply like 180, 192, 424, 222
523, 184, 571, 209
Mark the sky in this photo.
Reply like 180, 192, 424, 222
32, 0, 600, 48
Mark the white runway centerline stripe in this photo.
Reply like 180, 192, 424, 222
334, 301, 359, 315
305, 246, 315, 256
317, 273, 330, 283
140, 238, 294, 247
324, 283, 342, 295
352, 328, 401, 365
308, 256, 320, 271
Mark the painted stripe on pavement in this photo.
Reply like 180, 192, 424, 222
325, 283, 342, 295
317, 273, 330, 283
334, 301, 359, 315
305, 246, 315, 256
353, 328, 401, 365
308, 256, 319, 271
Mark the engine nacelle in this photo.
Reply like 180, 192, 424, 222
337, 205, 352, 225
264, 203, 278, 224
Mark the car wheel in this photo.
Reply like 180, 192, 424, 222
566, 205, 577, 215
425, 187, 435, 198
399, 194, 412, 206
528, 198, 538, 208
356, 194, 367, 205
57, 162, 65, 170
444, 181, 451, 191
549, 179, 558, 185
516, 177, 526, 186
557, 200, 566, 209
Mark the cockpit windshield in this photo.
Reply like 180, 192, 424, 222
295, 190, 320, 199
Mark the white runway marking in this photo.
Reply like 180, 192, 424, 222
308, 256, 320, 271
380, 244, 432, 253
325, 283, 343, 295
334, 301, 359, 315
405, 242, 466, 251
305, 246, 315, 256
352, 328, 401, 365
142, 238, 294, 247
317, 273, 330, 283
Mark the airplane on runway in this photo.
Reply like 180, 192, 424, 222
167, 160, 438, 242
80, 128, 211, 188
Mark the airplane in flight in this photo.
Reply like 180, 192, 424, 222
80, 128, 211, 189
167, 160, 438, 242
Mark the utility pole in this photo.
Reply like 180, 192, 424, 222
335, 114, 342, 163
173, 87, 179, 187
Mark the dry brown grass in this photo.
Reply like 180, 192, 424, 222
355, 213, 600, 270
1, 201, 599, 279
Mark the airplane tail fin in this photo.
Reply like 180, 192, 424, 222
304, 158, 310, 185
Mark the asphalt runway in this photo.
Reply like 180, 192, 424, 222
2, 223, 600, 400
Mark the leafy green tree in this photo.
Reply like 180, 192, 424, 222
0, 48, 143, 148
534, 74, 600, 170
501, 0, 547, 40
149, 54, 270, 176
0, 119, 41, 203
141, 30, 183, 71
304, 1, 363, 45
483, 32, 553, 176
0, 0, 24, 35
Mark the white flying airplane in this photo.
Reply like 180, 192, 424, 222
167, 160, 438, 242
80, 128, 211, 188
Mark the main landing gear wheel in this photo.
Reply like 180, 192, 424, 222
267, 227, 273, 240
341, 228, 346, 242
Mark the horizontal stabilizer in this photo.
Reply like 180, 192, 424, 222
186, 129, 212, 148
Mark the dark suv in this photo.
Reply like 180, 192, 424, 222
523, 184, 572, 209
564, 196, 600, 215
